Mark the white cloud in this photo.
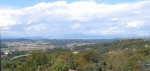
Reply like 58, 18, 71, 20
72, 23, 82, 30
0, 0, 150, 38
26, 24, 46, 33
82, 26, 123, 35
0, 9, 16, 27
125, 21, 144, 28
137, 32, 149, 36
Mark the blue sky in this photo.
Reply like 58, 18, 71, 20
0, 0, 141, 8
0, 0, 150, 39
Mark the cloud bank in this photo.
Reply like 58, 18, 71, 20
0, 0, 150, 38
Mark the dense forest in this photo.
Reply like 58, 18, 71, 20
1, 39, 150, 71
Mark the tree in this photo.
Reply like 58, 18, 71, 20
50, 59, 68, 71
82, 50, 100, 63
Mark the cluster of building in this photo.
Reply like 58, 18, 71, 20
1, 41, 54, 55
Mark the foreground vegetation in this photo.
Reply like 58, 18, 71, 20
2, 39, 150, 71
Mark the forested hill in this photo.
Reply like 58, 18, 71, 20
2, 39, 150, 71
73, 39, 149, 53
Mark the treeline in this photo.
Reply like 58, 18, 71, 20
2, 39, 150, 71
73, 39, 149, 53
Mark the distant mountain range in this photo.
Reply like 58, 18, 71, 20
1, 36, 149, 40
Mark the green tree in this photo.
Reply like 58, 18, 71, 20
82, 50, 100, 63
50, 59, 68, 71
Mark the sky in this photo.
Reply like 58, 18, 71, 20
0, 0, 150, 39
